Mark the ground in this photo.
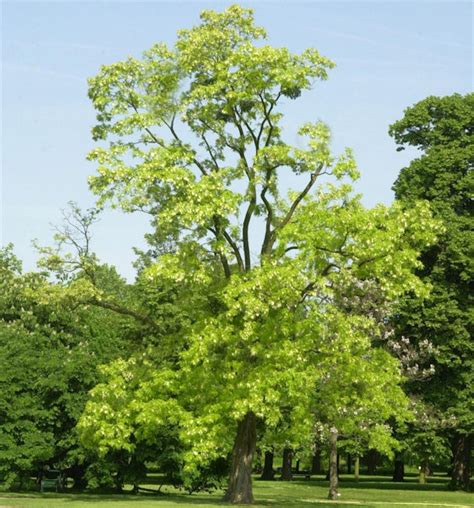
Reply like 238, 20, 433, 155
1, 475, 473, 508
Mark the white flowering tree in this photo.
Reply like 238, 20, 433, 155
79, 5, 439, 503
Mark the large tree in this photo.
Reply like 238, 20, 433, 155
81, 5, 438, 503
389, 93, 474, 490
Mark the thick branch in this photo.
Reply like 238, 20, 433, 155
264, 168, 321, 256
211, 217, 244, 272
242, 188, 257, 271
219, 253, 232, 278
279, 170, 320, 230
356, 253, 390, 268
222, 230, 245, 272
90, 297, 158, 328
260, 167, 276, 256
229, 107, 252, 173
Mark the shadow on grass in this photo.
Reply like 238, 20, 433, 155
279, 474, 452, 493
0, 491, 355, 507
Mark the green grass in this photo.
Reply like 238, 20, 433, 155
1, 475, 472, 508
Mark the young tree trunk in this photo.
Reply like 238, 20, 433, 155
311, 450, 322, 475
354, 456, 360, 482
327, 427, 339, 500
281, 448, 293, 481
347, 454, 352, 474
392, 457, 404, 482
418, 460, 429, 484
260, 450, 275, 481
450, 433, 471, 491
114, 471, 124, 492
366, 449, 377, 475
295, 459, 300, 473
224, 412, 257, 504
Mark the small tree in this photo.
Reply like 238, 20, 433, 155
82, 5, 439, 503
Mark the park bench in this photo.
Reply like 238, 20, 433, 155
39, 469, 63, 492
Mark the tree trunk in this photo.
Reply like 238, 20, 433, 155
347, 454, 352, 474
366, 449, 377, 475
260, 450, 275, 481
281, 448, 293, 481
311, 450, 322, 475
114, 471, 124, 492
450, 434, 471, 491
224, 412, 256, 504
354, 456, 360, 482
327, 427, 339, 500
418, 460, 429, 484
295, 459, 300, 473
392, 457, 404, 482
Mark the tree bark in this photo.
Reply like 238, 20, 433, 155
354, 456, 360, 482
450, 433, 471, 491
311, 450, 322, 475
281, 448, 293, 481
366, 449, 377, 475
224, 412, 257, 504
260, 450, 275, 481
327, 427, 339, 500
392, 457, 404, 482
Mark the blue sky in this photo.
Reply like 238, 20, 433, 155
2, 1, 472, 279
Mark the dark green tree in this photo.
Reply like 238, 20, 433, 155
390, 93, 474, 491
0, 244, 137, 489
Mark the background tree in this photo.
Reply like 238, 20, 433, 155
81, 5, 439, 504
0, 245, 132, 489
310, 323, 409, 499
390, 93, 474, 491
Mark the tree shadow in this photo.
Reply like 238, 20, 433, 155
0, 491, 370, 507
289, 475, 452, 493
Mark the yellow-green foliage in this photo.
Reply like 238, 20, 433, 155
79, 5, 441, 488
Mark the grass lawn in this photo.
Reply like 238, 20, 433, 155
1, 475, 472, 508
